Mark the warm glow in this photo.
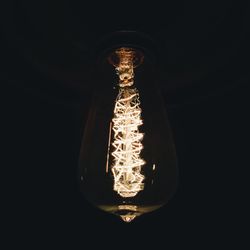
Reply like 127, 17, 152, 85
110, 48, 145, 198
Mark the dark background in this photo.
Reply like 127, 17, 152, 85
1, 0, 249, 248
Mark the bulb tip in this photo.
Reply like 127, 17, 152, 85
120, 214, 137, 223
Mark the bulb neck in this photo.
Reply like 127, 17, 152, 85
115, 48, 135, 87
108, 47, 144, 88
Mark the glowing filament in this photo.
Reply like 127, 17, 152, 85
111, 86, 145, 197
107, 48, 146, 198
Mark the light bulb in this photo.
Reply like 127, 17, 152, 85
79, 46, 178, 222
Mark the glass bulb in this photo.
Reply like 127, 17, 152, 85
79, 47, 178, 222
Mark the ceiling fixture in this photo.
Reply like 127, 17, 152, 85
79, 32, 178, 222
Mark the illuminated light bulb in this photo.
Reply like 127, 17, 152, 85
79, 44, 178, 223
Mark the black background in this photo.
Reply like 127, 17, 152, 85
1, 0, 249, 248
